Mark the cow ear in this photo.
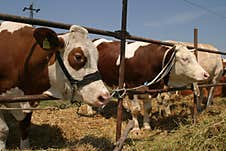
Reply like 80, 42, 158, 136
70, 25, 88, 39
33, 27, 63, 50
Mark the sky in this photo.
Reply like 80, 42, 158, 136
0, 0, 226, 56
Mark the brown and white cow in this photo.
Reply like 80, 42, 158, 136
0, 21, 110, 150
91, 38, 209, 131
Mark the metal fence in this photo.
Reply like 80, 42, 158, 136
0, 0, 225, 143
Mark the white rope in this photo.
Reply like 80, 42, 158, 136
128, 47, 176, 90
162, 48, 172, 69
110, 46, 177, 98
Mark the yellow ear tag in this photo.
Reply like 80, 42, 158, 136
43, 38, 50, 49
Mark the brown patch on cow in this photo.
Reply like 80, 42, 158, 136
97, 41, 170, 90
97, 41, 120, 86
68, 47, 87, 71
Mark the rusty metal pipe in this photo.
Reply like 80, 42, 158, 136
0, 13, 225, 55
116, 0, 128, 141
0, 94, 58, 103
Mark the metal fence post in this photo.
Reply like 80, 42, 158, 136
116, 0, 128, 141
193, 28, 199, 123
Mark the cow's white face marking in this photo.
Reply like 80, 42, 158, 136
168, 45, 209, 87
45, 26, 109, 107
0, 21, 31, 33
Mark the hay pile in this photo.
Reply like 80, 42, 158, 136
5, 97, 226, 150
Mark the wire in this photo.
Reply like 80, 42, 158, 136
183, 0, 226, 21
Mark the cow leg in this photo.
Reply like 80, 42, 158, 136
142, 94, 152, 130
206, 86, 215, 107
0, 111, 9, 150
19, 112, 32, 149
193, 83, 202, 112
156, 93, 171, 117
206, 65, 223, 107
6, 102, 31, 149
163, 93, 171, 117
156, 94, 163, 116
130, 95, 141, 131
142, 96, 152, 130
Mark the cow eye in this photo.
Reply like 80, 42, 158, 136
68, 48, 87, 70
74, 53, 83, 62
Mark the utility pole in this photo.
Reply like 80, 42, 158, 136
23, 1, 40, 19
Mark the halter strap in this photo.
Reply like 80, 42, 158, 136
55, 51, 102, 88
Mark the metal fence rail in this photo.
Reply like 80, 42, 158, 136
0, 94, 58, 103
0, 13, 226, 55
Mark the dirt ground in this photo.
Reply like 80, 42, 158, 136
4, 96, 226, 151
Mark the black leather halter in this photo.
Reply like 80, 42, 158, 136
55, 51, 102, 89
26, 42, 102, 104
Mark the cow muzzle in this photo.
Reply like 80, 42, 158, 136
95, 90, 111, 107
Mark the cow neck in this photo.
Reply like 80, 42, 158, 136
24, 42, 49, 75
24, 42, 37, 74
140, 46, 176, 88
162, 47, 175, 85
21, 42, 54, 94
24, 42, 53, 77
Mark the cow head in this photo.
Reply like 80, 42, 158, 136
168, 45, 209, 87
33, 25, 110, 107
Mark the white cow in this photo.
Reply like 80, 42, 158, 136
152, 41, 224, 119
167, 41, 223, 107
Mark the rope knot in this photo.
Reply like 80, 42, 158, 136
111, 88, 127, 99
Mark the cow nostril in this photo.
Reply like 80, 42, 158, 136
204, 72, 210, 79
98, 95, 106, 103
97, 91, 110, 103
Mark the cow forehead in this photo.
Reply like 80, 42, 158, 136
175, 45, 194, 58
0, 21, 32, 33
60, 31, 97, 57
59, 31, 99, 77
